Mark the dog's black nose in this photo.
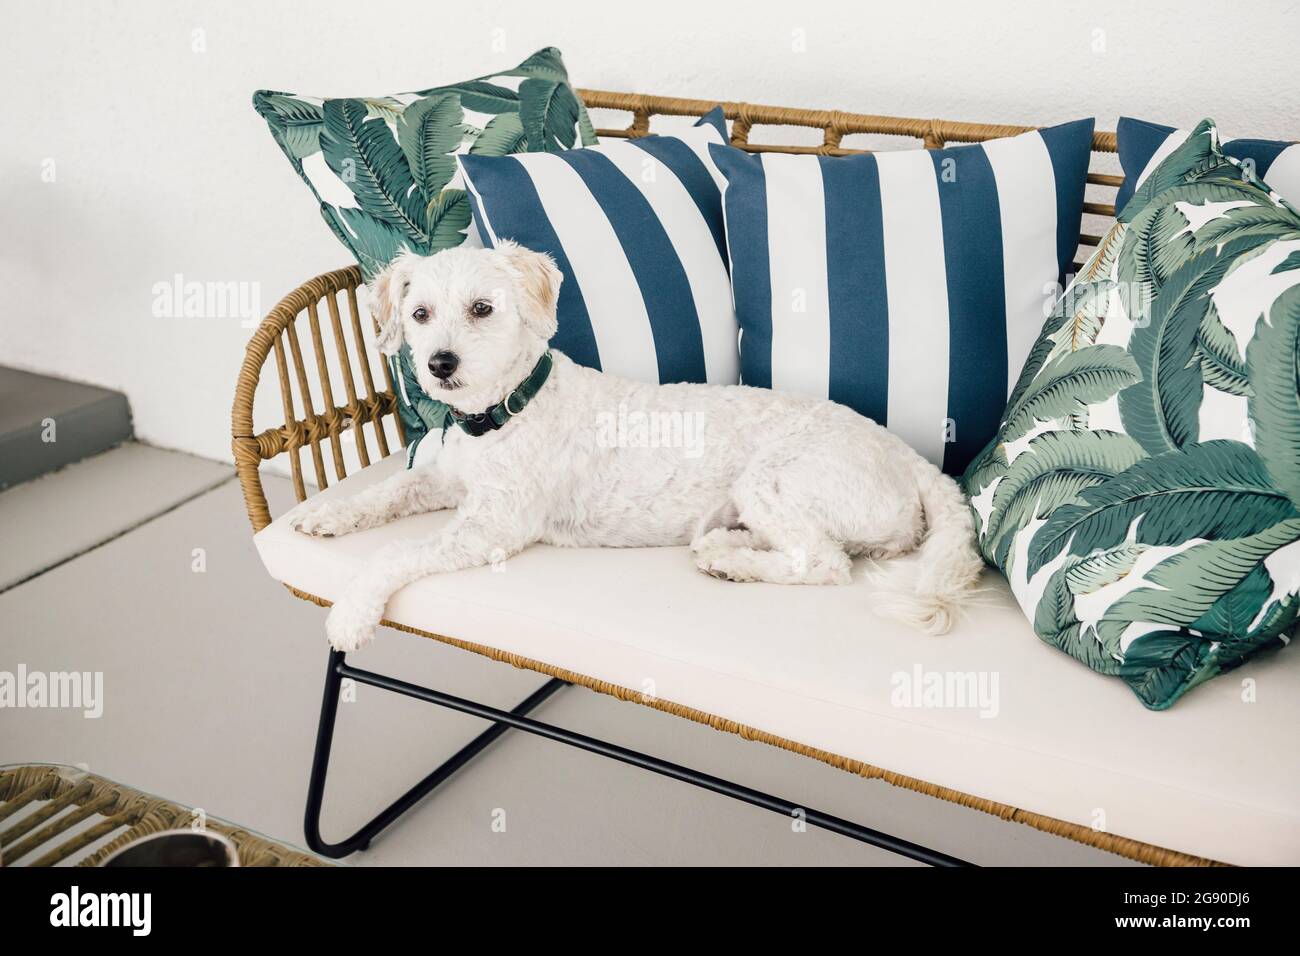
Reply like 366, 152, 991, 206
428, 351, 459, 380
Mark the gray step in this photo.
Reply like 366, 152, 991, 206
0, 366, 133, 489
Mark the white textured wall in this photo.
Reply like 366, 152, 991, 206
3, 0, 1298, 463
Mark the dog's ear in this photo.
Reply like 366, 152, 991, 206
368, 254, 414, 355
498, 240, 562, 340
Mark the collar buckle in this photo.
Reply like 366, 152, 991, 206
446, 350, 552, 439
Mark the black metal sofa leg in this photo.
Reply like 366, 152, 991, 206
303, 649, 567, 858
302, 648, 971, 866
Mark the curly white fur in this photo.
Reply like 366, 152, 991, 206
292, 242, 984, 651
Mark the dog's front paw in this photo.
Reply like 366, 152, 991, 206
695, 548, 757, 582
325, 601, 380, 652
292, 500, 365, 538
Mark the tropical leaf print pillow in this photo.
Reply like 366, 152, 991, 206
254, 47, 595, 277
963, 120, 1300, 709
253, 47, 597, 444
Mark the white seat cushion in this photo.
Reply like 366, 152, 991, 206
255, 453, 1300, 865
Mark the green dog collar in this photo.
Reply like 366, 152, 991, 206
445, 351, 553, 438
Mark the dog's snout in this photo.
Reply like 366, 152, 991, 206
428, 350, 459, 380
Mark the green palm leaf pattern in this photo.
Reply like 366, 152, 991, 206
998, 233, 1126, 423
985, 430, 1146, 567
519, 78, 582, 152
1063, 542, 1146, 595
1248, 279, 1300, 508
1057, 625, 1128, 675
398, 93, 465, 200
470, 112, 528, 156
1103, 517, 1300, 629
430, 80, 522, 114
1192, 203, 1300, 248
318, 204, 357, 258
1191, 565, 1274, 639
1121, 182, 1277, 300
1032, 570, 1122, 674
578, 106, 598, 147
427, 189, 472, 248
1273, 250, 1300, 273
1027, 440, 1299, 577
252, 91, 323, 161
1045, 280, 1116, 364
1116, 236, 1264, 454
392, 343, 451, 440
1000, 346, 1141, 443
1245, 591, 1300, 641
1002, 302, 1070, 418
505, 46, 575, 80
1118, 119, 1217, 224
1031, 559, 1076, 635
1119, 632, 1216, 710
963, 438, 1007, 495
1080, 221, 1126, 282
1116, 188, 1198, 299
1196, 299, 1250, 396
321, 99, 427, 245
363, 97, 405, 123
1184, 161, 1274, 197
331, 206, 413, 282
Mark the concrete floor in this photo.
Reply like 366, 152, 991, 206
0, 443, 1124, 865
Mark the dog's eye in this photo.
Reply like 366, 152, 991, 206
470, 300, 493, 318
412, 307, 429, 323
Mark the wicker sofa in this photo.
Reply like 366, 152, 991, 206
233, 89, 1300, 867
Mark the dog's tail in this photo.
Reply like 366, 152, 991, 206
871, 456, 984, 635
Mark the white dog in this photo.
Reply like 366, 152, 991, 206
292, 242, 983, 651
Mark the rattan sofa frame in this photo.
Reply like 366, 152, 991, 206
232, 89, 1216, 867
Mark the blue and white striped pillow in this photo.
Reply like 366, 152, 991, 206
460, 108, 738, 385
1116, 116, 1300, 212
710, 119, 1095, 475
